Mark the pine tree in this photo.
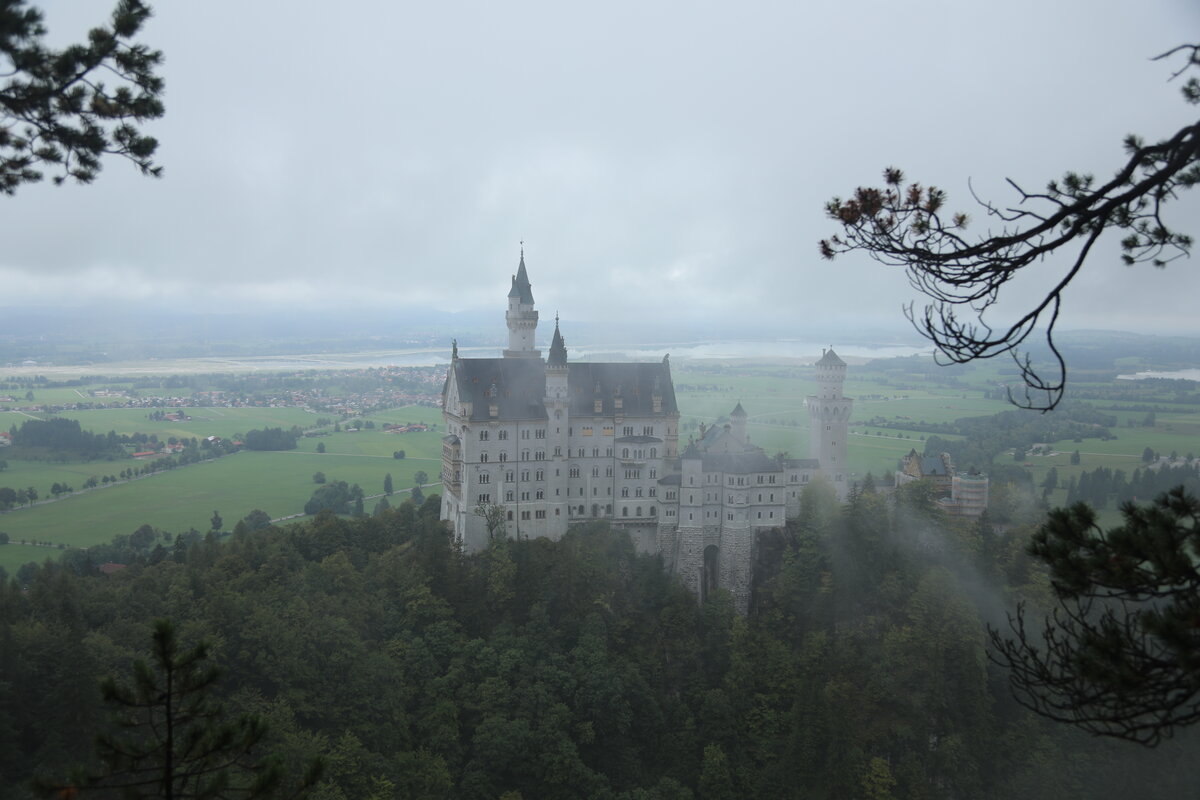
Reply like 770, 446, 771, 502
38, 619, 321, 797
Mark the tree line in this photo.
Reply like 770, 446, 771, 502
1, 485, 1196, 798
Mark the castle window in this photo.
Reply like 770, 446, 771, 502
649, 487, 656, 497
505, 471, 514, 482
579, 488, 584, 495
477, 493, 490, 503
622, 507, 629, 517
621, 488, 629, 497
522, 429, 530, 439
643, 426, 654, 436
650, 506, 656, 516
536, 490, 544, 499
606, 448, 613, 457
480, 452, 488, 463
536, 469, 544, 481
622, 448, 629, 458
569, 467, 580, 478
479, 431, 489, 441
522, 510, 530, 520
499, 452, 507, 462
623, 426, 634, 436
636, 506, 642, 516
535, 451, 545, 460
507, 511, 513, 520
606, 504, 612, 515
554, 446, 561, 456
505, 490, 514, 501
521, 491, 530, 501
535, 510, 545, 519
636, 487, 643, 497
650, 448, 656, 458
522, 450, 530, 460
649, 468, 656, 478
602, 426, 614, 436
606, 466, 614, 477
593, 448, 600, 457
535, 429, 546, 439
498, 430, 508, 440
479, 474, 490, 484
592, 466, 600, 477
578, 448, 586, 457
521, 471, 529, 481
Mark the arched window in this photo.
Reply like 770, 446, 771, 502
622, 507, 629, 517
650, 506, 656, 516
622, 448, 629, 458
636, 506, 642, 516
650, 448, 656, 458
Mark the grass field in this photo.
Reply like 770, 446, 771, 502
4, 358, 1200, 575
0, 405, 444, 574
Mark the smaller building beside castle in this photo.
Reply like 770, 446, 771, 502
896, 448, 989, 518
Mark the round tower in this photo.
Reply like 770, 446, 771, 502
504, 248, 540, 358
806, 348, 853, 493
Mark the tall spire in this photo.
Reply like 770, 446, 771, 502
548, 313, 567, 367
508, 246, 534, 304
504, 246, 540, 358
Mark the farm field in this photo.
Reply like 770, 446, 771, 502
4, 354, 1200, 575
0, 404, 444, 572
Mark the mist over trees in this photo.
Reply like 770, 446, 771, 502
1, 489, 1196, 798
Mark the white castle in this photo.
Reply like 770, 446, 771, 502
440, 253, 852, 611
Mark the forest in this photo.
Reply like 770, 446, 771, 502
2, 484, 1196, 799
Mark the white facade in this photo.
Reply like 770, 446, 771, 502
441, 254, 852, 611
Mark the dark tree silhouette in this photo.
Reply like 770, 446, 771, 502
821, 44, 1199, 411
38, 619, 321, 797
989, 489, 1200, 745
1, 0, 165, 194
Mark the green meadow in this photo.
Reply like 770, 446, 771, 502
3, 357, 1200, 574
0, 404, 444, 572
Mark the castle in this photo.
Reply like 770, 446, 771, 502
440, 254, 852, 612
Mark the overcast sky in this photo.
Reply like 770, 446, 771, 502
3, 0, 1198, 343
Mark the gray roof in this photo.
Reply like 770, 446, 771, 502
816, 348, 846, 367
548, 320, 567, 366
921, 455, 949, 475
782, 458, 821, 469
446, 358, 678, 422
508, 255, 535, 304
697, 451, 782, 474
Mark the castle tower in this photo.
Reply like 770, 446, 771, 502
806, 348, 853, 495
730, 401, 748, 445
542, 316, 570, 535
504, 249, 540, 358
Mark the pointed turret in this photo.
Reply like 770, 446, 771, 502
547, 315, 567, 368
508, 251, 535, 305
504, 247, 540, 358
730, 401, 748, 444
